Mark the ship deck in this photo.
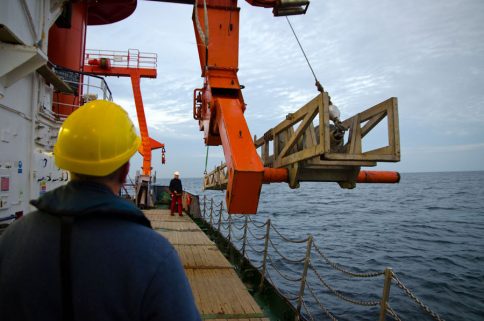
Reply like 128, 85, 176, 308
144, 209, 269, 321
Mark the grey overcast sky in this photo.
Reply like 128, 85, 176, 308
86, 0, 484, 178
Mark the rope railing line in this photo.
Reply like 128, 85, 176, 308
305, 282, 339, 321
221, 210, 229, 221
268, 238, 307, 264
248, 227, 267, 241
309, 263, 381, 307
312, 242, 385, 278
386, 305, 403, 321
392, 273, 445, 321
267, 254, 303, 283
230, 221, 246, 231
199, 196, 443, 321
229, 215, 247, 222
265, 270, 299, 301
219, 222, 230, 231
301, 298, 316, 321
246, 239, 266, 255
233, 233, 246, 242
214, 210, 222, 219
247, 217, 268, 229
271, 224, 310, 244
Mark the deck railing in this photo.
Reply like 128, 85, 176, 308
46, 68, 113, 121
84, 49, 157, 70
200, 196, 445, 321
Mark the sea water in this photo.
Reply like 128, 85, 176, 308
162, 171, 484, 321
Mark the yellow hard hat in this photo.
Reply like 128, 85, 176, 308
54, 100, 141, 176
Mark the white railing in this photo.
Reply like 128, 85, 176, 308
85, 49, 157, 69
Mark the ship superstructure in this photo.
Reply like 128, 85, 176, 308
0, 0, 150, 223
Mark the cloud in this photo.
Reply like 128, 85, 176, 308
86, 0, 484, 174
406, 143, 484, 154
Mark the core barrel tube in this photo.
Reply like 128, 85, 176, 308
357, 171, 401, 184
263, 168, 289, 183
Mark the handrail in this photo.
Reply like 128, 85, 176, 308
200, 195, 445, 321
85, 49, 157, 70
48, 65, 113, 119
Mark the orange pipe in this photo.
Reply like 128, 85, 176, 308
263, 167, 288, 183
357, 171, 400, 184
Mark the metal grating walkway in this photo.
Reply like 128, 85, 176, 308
144, 209, 269, 321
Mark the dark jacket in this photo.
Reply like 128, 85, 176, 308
0, 181, 200, 321
169, 178, 183, 194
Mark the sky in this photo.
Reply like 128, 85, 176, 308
86, 0, 484, 178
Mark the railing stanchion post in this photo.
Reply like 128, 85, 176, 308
218, 201, 223, 233
259, 219, 271, 291
209, 198, 214, 227
379, 268, 393, 321
296, 235, 313, 320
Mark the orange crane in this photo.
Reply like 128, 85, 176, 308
153, 0, 400, 214
187, 0, 311, 213
83, 49, 165, 178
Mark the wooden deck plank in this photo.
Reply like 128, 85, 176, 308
171, 245, 232, 269
152, 221, 199, 230
184, 269, 264, 316
144, 209, 266, 320
157, 230, 213, 245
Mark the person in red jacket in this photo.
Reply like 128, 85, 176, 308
169, 171, 183, 216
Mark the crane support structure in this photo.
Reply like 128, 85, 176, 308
154, 0, 400, 213
83, 49, 163, 177
191, 1, 269, 214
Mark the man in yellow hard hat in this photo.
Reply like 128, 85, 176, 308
0, 100, 201, 321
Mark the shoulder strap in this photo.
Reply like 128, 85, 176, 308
60, 216, 75, 321
55, 210, 151, 321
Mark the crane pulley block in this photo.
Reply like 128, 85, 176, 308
273, 0, 310, 16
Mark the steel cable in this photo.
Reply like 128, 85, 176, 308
271, 224, 309, 244
268, 238, 307, 264
309, 263, 380, 307
267, 254, 302, 283
312, 243, 385, 278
